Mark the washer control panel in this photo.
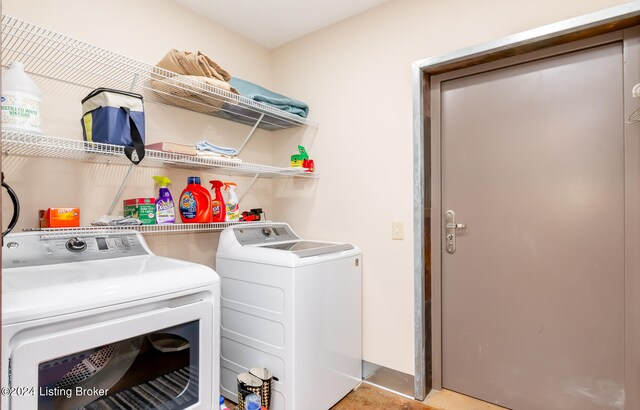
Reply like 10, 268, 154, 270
3, 232, 149, 269
65, 237, 88, 252
233, 223, 299, 245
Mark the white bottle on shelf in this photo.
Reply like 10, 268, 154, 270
225, 182, 240, 221
1, 61, 42, 134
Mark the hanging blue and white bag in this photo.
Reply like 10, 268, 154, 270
81, 88, 145, 164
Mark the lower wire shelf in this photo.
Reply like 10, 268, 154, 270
25, 221, 271, 237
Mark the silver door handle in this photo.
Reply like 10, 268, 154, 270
445, 211, 466, 254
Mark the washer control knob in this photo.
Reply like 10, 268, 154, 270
262, 228, 271, 236
66, 237, 87, 252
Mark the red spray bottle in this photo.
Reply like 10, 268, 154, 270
210, 180, 226, 222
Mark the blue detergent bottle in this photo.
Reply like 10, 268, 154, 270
153, 176, 175, 224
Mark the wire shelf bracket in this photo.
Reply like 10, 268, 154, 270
236, 113, 265, 156
238, 173, 259, 203
627, 105, 640, 124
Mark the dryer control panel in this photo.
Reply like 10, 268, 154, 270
3, 232, 149, 268
233, 223, 299, 245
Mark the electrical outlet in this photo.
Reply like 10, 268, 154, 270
392, 221, 404, 240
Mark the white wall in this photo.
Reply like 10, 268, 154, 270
271, 0, 632, 375
2, 0, 277, 267
2, 0, 633, 379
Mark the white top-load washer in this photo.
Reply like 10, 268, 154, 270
216, 223, 362, 410
2, 231, 220, 410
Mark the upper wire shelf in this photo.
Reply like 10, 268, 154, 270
2, 131, 318, 179
0, 15, 317, 131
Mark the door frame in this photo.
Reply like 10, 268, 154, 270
412, 2, 640, 402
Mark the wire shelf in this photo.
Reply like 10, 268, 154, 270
1, 14, 317, 131
26, 221, 272, 238
2, 131, 318, 179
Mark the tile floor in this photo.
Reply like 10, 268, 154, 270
424, 389, 507, 410
330, 383, 433, 409
226, 383, 507, 410
226, 383, 432, 410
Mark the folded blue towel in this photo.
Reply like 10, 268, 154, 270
195, 140, 238, 156
229, 77, 309, 118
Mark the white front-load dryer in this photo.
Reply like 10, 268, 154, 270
2, 231, 220, 410
216, 223, 362, 410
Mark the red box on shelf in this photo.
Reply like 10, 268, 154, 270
39, 208, 80, 228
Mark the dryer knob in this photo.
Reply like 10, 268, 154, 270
66, 237, 87, 252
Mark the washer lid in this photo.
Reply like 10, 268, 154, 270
260, 241, 354, 258
2, 255, 219, 325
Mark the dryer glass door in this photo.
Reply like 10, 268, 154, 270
38, 321, 198, 409
9, 300, 212, 410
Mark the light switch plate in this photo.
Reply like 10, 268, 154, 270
392, 221, 404, 240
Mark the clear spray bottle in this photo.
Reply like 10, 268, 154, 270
224, 182, 240, 221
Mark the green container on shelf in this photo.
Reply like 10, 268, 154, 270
123, 198, 156, 225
